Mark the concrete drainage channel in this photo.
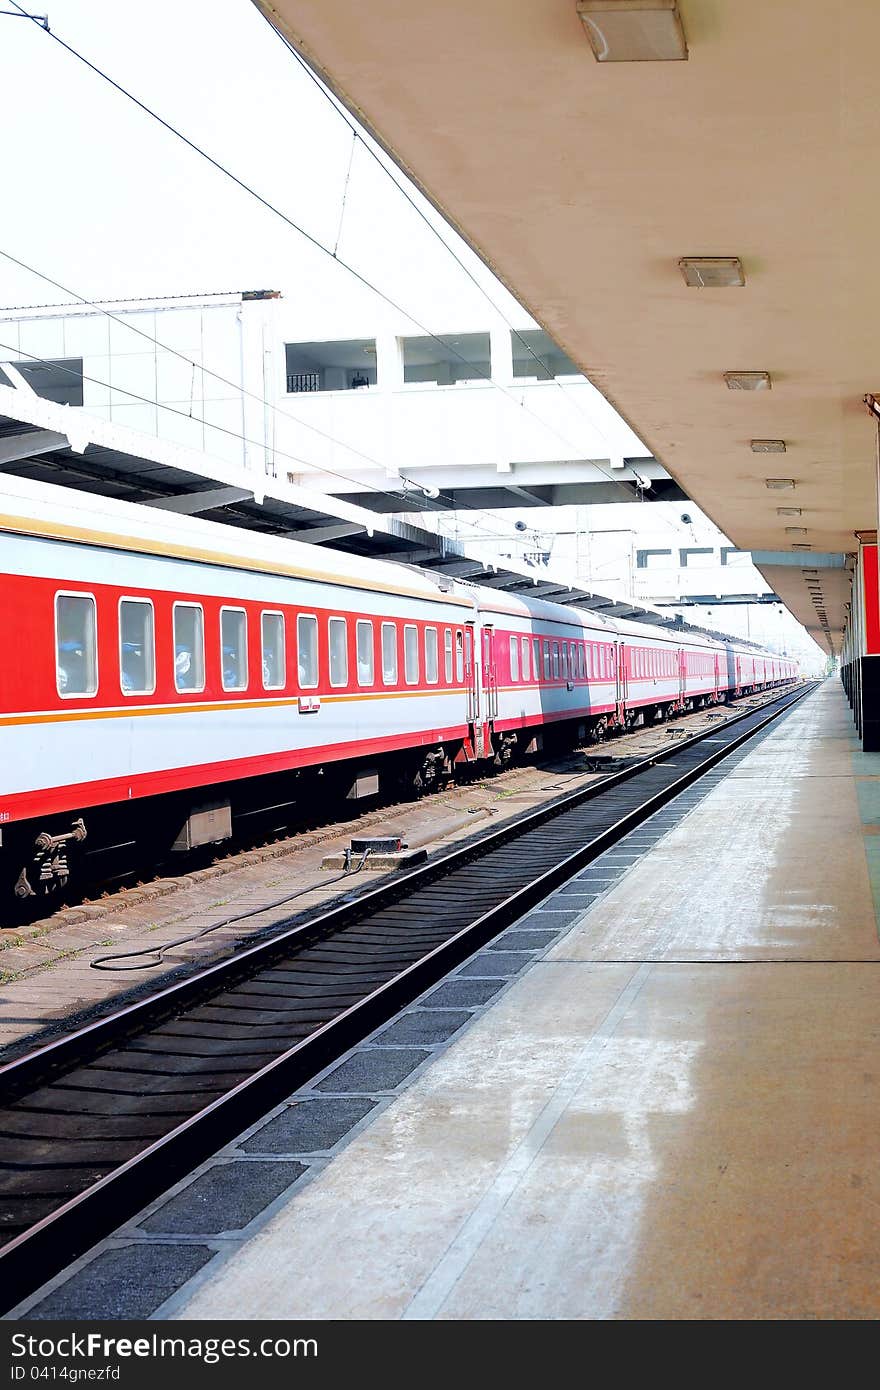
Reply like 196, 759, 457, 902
2, 684, 814, 1318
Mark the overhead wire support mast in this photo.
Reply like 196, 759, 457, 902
3, 0, 644, 511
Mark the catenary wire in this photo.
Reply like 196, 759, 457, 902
3, 0, 649, 508
0, 246, 541, 543
0, 340, 561, 548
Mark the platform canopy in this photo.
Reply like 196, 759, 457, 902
254, 0, 880, 653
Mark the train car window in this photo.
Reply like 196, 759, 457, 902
552, 642, 560, 681
356, 620, 374, 686
329, 617, 348, 688
444, 628, 453, 683
173, 603, 205, 693
509, 635, 519, 682
404, 625, 419, 685
455, 630, 464, 683
56, 593, 98, 697
521, 637, 530, 682
425, 627, 439, 684
542, 640, 550, 681
220, 608, 248, 691
119, 598, 154, 696
261, 612, 285, 690
297, 614, 319, 688
465, 628, 473, 679
533, 638, 541, 681
381, 622, 398, 685
561, 644, 568, 679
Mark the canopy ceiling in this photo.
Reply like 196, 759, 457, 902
254, 0, 880, 653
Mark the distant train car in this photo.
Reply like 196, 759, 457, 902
0, 476, 798, 912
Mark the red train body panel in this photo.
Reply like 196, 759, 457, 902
0, 477, 798, 908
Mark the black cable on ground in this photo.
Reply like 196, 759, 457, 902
89, 848, 372, 971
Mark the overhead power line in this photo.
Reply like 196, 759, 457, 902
4, 0, 645, 507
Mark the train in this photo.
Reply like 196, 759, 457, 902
0, 474, 798, 916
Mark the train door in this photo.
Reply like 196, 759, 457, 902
615, 641, 628, 723
482, 625, 499, 723
464, 620, 487, 759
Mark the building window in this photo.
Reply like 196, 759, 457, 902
220, 608, 248, 691
285, 339, 377, 393
401, 332, 490, 385
262, 612, 285, 690
721, 547, 749, 567
119, 598, 155, 695
56, 592, 97, 697
511, 329, 581, 381
17, 357, 84, 407
356, 620, 374, 686
297, 614, 318, 688
636, 548, 673, 569
511, 329, 581, 380
329, 617, 348, 687
679, 547, 714, 568
173, 603, 205, 693
381, 622, 398, 685
404, 625, 419, 684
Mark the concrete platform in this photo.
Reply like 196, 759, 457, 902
15, 681, 880, 1321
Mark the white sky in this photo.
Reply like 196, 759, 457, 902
0, 0, 525, 328
0, 1, 825, 664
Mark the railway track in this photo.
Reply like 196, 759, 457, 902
0, 681, 813, 1312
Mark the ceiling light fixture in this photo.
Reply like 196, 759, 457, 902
576, 1, 687, 62
765, 478, 796, 490
725, 370, 771, 391
785, 526, 808, 535
792, 543, 812, 551
679, 257, 744, 288
751, 439, 786, 453
776, 507, 802, 517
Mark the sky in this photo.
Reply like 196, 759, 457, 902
0, 0, 525, 327
0, 1, 825, 667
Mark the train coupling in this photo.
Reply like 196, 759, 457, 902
14, 818, 87, 898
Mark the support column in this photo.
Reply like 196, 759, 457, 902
843, 539, 880, 750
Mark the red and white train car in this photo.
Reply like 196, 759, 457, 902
0, 476, 798, 910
